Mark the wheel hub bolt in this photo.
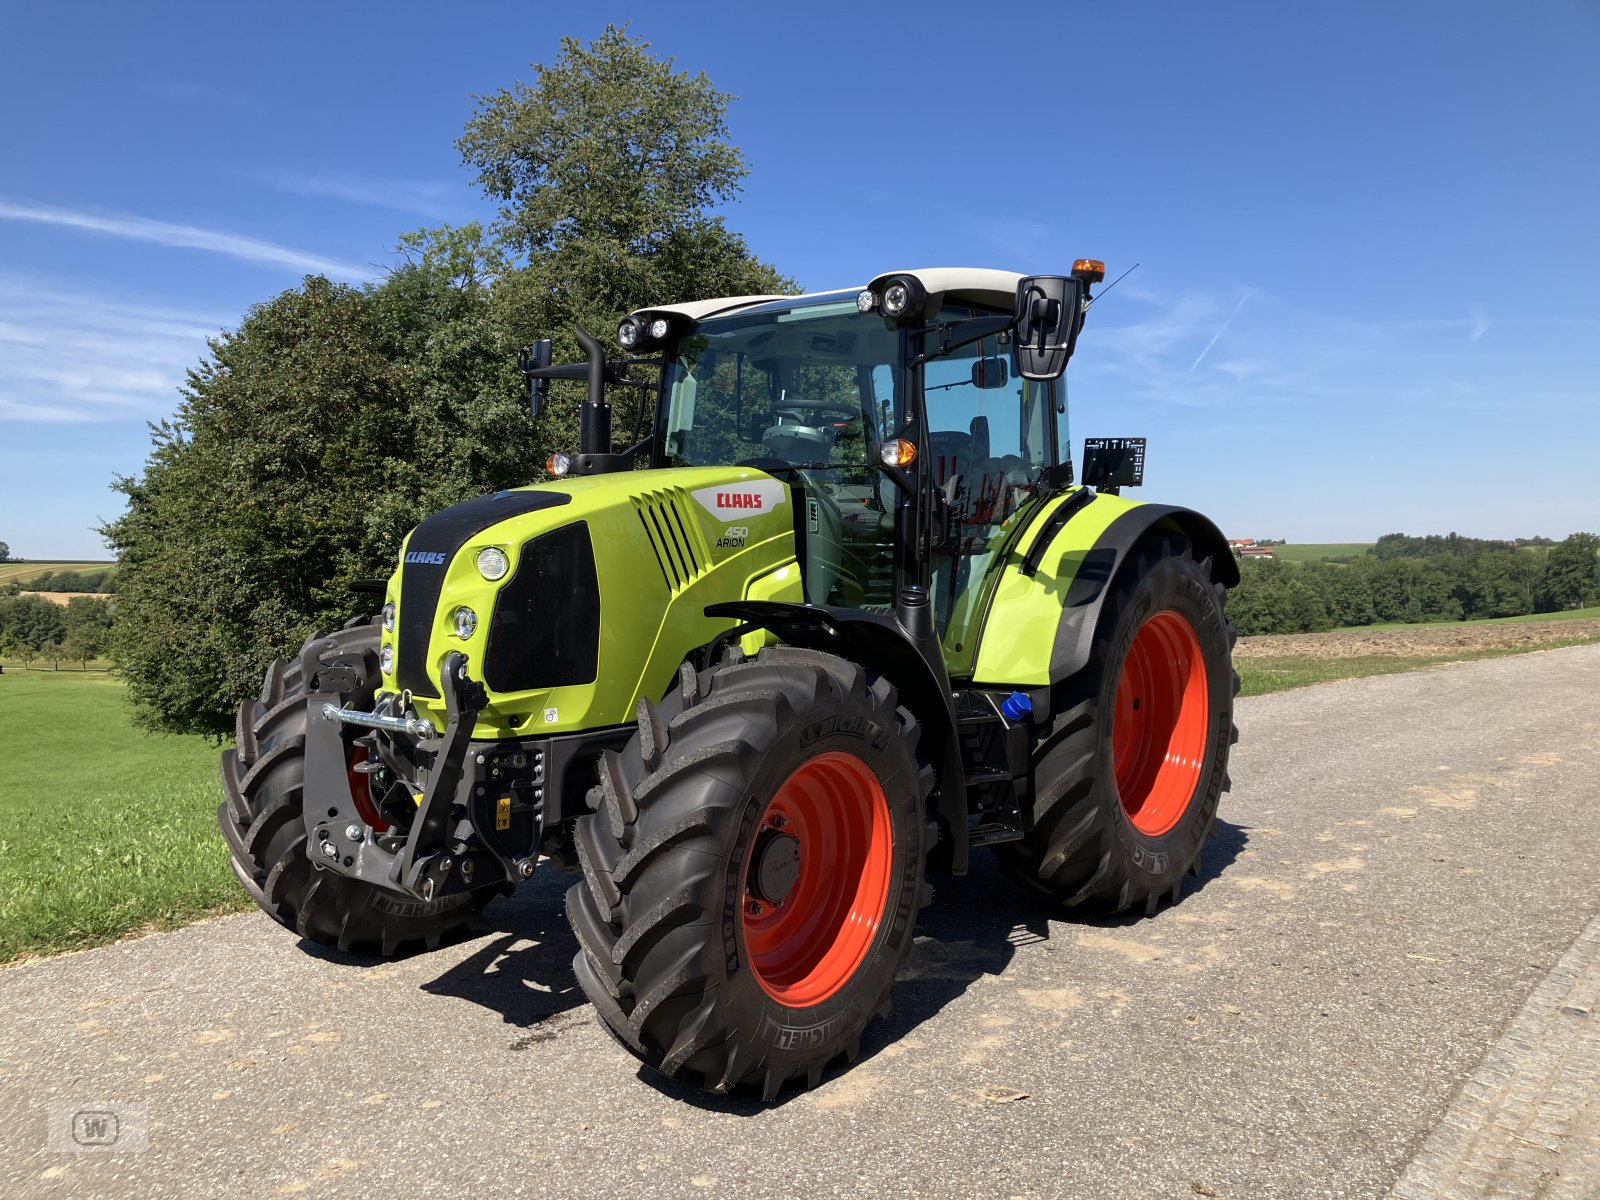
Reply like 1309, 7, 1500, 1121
344, 824, 364, 842
747, 900, 764, 916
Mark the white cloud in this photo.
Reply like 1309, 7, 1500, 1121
0, 275, 228, 423
265, 172, 465, 220
0, 197, 372, 278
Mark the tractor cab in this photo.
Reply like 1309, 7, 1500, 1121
593, 268, 1091, 658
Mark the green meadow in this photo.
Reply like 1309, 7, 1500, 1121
0, 669, 243, 963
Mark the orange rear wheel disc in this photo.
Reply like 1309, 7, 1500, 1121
1111, 609, 1210, 837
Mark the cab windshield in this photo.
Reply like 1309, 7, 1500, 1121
659, 294, 1060, 622
661, 295, 900, 608
661, 295, 897, 470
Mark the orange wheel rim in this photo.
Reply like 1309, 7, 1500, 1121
742, 751, 893, 1007
346, 745, 389, 833
1111, 610, 1210, 837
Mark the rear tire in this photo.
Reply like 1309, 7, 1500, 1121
995, 532, 1238, 914
217, 623, 501, 955
567, 646, 932, 1099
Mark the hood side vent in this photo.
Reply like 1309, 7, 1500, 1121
634, 489, 707, 593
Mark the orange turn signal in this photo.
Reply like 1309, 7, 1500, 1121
546, 452, 571, 477
879, 438, 917, 469
1072, 259, 1106, 284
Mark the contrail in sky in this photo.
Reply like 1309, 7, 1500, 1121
1190, 293, 1250, 372
0, 197, 370, 279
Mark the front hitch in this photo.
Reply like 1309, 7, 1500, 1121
301, 642, 521, 903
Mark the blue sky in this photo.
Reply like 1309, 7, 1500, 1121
1, 2, 1597, 558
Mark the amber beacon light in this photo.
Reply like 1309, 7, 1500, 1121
1072, 259, 1106, 284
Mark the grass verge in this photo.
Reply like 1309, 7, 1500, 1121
0, 671, 243, 965
1237, 638, 1600, 697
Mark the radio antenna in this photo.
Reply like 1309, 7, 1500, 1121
1085, 262, 1139, 309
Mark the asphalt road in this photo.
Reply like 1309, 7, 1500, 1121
3, 645, 1598, 1200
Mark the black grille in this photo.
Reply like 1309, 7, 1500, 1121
483, 522, 600, 693
396, 488, 572, 697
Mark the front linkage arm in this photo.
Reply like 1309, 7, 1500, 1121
301, 641, 491, 904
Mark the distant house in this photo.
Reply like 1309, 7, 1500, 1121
1238, 545, 1275, 559
1227, 538, 1255, 548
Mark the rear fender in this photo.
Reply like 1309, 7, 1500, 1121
1047, 504, 1236, 682
970, 497, 1236, 688
706, 600, 969, 874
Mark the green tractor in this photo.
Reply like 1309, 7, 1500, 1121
218, 264, 1238, 1098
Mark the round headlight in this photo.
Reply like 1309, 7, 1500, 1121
648, 316, 670, 341
453, 607, 477, 640
379, 644, 394, 674
381, 602, 395, 632
476, 547, 509, 581
882, 281, 911, 316
856, 289, 877, 313
617, 319, 641, 349
546, 452, 571, 477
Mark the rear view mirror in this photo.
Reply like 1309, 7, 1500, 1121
1012, 276, 1084, 380
971, 356, 1009, 390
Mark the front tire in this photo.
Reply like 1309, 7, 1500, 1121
567, 647, 931, 1099
995, 532, 1238, 913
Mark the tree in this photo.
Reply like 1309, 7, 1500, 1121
62, 596, 112, 667
63, 628, 100, 669
109, 32, 795, 735
1459, 551, 1539, 619
42, 638, 64, 671
1306, 564, 1374, 628
1536, 532, 1600, 612
0, 592, 67, 649
0, 540, 10, 562
105, 275, 503, 734
460, 24, 793, 361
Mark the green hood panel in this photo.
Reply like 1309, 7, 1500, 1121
382, 467, 796, 737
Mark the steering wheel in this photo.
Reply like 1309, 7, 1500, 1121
770, 399, 862, 423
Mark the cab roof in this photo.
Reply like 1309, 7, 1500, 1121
633, 268, 1024, 323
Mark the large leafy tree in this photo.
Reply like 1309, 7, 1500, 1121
1536, 532, 1600, 612
460, 22, 792, 339
108, 30, 789, 734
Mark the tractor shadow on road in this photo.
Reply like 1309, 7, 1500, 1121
639, 816, 1251, 1112
416, 869, 588, 1031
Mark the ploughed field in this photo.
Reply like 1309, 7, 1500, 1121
1237, 616, 1600, 659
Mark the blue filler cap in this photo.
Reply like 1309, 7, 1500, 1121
1000, 691, 1033, 722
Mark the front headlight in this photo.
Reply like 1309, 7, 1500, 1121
379, 644, 394, 674
476, 547, 509, 581
453, 607, 478, 640
381, 602, 396, 632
